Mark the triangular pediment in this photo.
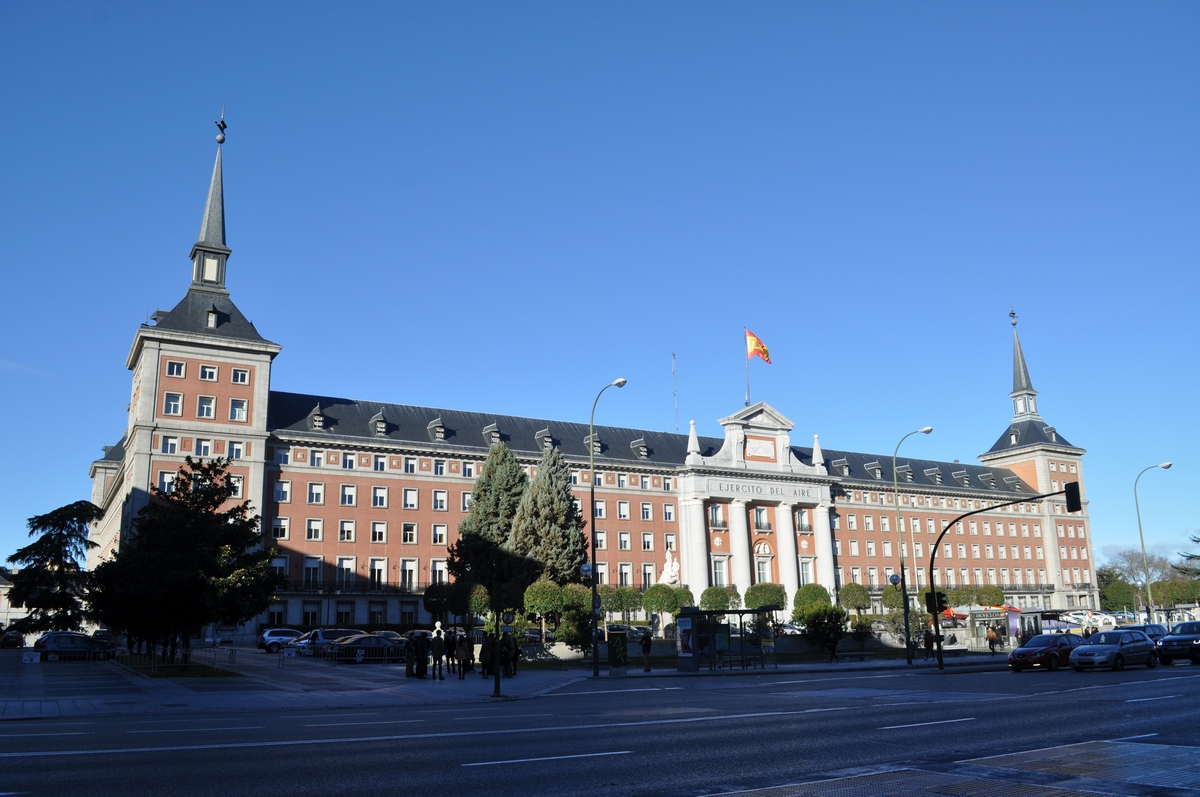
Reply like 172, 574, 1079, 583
718, 401, 794, 432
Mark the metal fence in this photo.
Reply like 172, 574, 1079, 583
121, 646, 239, 675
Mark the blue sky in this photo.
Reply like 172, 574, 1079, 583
2, 4, 1197, 569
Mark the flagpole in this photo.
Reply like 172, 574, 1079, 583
744, 329, 751, 407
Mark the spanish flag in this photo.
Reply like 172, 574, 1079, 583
745, 328, 771, 364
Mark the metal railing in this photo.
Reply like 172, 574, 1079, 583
281, 579, 438, 595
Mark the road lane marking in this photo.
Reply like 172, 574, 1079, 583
302, 720, 424, 728
1126, 695, 1180, 703
127, 727, 264, 734
545, 687, 662, 696
452, 713, 553, 721
880, 717, 975, 730
1113, 733, 1159, 740
0, 733, 92, 739
284, 712, 378, 719
0, 708, 820, 758
462, 750, 631, 767
0, 722, 95, 728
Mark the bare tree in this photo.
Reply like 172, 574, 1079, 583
1104, 548, 1177, 584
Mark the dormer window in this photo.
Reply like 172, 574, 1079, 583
924, 467, 942, 485
895, 465, 913, 483
863, 461, 883, 480
370, 411, 389, 437
482, 423, 501, 446
585, 433, 601, 456
1004, 476, 1022, 491
952, 470, 970, 488
207, 310, 217, 329
1009, 431, 1019, 446
630, 437, 648, 459
427, 418, 446, 442
535, 427, 554, 450
310, 403, 325, 431
831, 458, 849, 477
979, 472, 996, 489
1043, 426, 1057, 443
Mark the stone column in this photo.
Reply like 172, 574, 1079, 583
680, 498, 709, 598
812, 503, 836, 594
729, 499, 753, 597
774, 503, 800, 607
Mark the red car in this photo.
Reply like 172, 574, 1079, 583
1008, 633, 1082, 671
1, 631, 25, 649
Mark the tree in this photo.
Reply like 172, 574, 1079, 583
597, 584, 619, 625
850, 617, 874, 650
837, 583, 872, 616
509, 446, 587, 584
458, 443, 529, 546
1105, 548, 1178, 585
643, 583, 680, 634
524, 579, 563, 638
422, 582, 453, 623
561, 582, 591, 611
89, 458, 281, 653
975, 585, 1005, 607
557, 582, 592, 652
744, 583, 786, 611
947, 586, 978, 608
674, 586, 696, 609
792, 584, 832, 623
699, 585, 740, 611
881, 609, 930, 644
6, 501, 101, 634
1177, 535, 1200, 577
616, 586, 643, 622
881, 585, 905, 611
804, 606, 849, 661
1098, 566, 1137, 612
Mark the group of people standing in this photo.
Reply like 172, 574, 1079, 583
403, 628, 522, 681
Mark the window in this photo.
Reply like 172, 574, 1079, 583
882, 540, 893, 558
303, 557, 321, 589
849, 540, 860, 556
373, 455, 386, 472
339, 520, 355, 542
340, 485, 356, 506
754, 507, 770, 530
914, 541, 922, 558
272, 518, 289, 540
593, 473, 602, 487
594, 500, 606, 519
430, 561, 448, 585
231, 368, 249, 385
161, 436, 178, 454
617, 563, 633, 587
865, 541, 875, 557
402, 523, 417, 544
462, 462, 475, 478
851, 566, 861, 585
880, 516, 890, 533
971, 544, 980, 559
157, 471, 175, 493
640, 476, 649, 489
274, 480, 291, 502
847, 515, 858, 531
665, 533, 676, 552
1037, 546, 1044, 560
195, 396, 216, 419
926, 518, 935, 534
432, 524, 447, 545
228, 441, 243, 459
404, 458, 416, 474
163, 392, 182, 416
617, 501, 630, 520
663, 477, 673, 491
642, 563, 656, 587
403, 489, 418, 509
195, 438, 211, 457
199, 365, 217, 381
306, 519, 323, 541
307, 483, 324, 504
800, 560, 813, 585
273, 447, 290, 464
334, 452, 349, 470
311, 451, 323, 468
642, 532, 654, 551
712, 559, 727, 587
641, 503, 653, 521
985, 545, 994, 559
166, 361, 185, 377
371, 486, 387, 507
228, 475, 243, 498
371, 521, 386, 543
336, 558, 356, 589
617, 475, 627, 488
834, 540, 842, 556
461, 492, 472, 511
434, 460, 445, 476
709, 505, 725, 528
618, 532, 631, 551
229, 399, 247, 422
596, 531, 607, 550
664, 504, 675, 522
969, 521, 978, 535
864, 515, 874, 532
998, 545, 1006, 559
400, 560, 417, 590
944, 542, 952, 559
369, 558, 387, 589
433, 490, 448, 511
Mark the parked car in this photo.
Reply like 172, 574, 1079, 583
374, 631, 404, 644
1155, 621, 1200, 665
777, 623, 803, 636
91, 629, 114, 645
1120, 624, 1169, 643
1, 631, 26, 649
1008, 633, 1082, 672
1069, 629, 1158, 671
258, 628, 303, 653
286, 628, 361, 656
1111, 610, 1138, 623
32, 632, 115, 661
331, 634, 403, 664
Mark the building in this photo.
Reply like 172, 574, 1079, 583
86, 134, 1099, 635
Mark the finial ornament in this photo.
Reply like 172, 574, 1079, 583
215, 107, 227, 145
1009, 305, 1017, 327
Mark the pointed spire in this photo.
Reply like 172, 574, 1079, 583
197, 146, 226, 249
1010, 309, 1035, 395
811, 434, 823, 468
685, 419, 702, 466
190, 114, 231, 291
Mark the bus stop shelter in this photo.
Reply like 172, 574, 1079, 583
675, 606, 780, 673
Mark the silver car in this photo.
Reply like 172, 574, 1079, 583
1069, 629, 1158, 671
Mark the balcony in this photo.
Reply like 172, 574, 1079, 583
709, 520, 728, 530
281, 578, 434, 596
753, 523, 772, 533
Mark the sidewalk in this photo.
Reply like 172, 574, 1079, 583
0, 648, 1007, 721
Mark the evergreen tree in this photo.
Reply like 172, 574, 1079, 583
674, 586, 696, 609
6, 501, 101, 634
458, 442, 528, 545
836, 583, 872, 616
744, 582, 787, 611
509, 446, 587, 584
791, 583, 831, 623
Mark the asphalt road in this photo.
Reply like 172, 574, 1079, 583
2, 663, 1199, 796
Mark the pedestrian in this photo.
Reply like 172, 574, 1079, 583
640, 630, 653, 672
1082, 626, 1091, 640
923, 629, 934, 660
430, 630, 445, 681
480, 633, 493, 679
415, 633, 430, 679
500, 633, 514, 678
456, 634, 471, 680
445, 629, 456, 675
405, 634, 416, 678
986, 626, 998, 655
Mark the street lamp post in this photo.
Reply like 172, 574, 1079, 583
893, 426, 932, 666
1134, 462, 1172, 624
590, 378, 627, 677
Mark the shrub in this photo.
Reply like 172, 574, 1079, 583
792, 583, 831, 623
805, 606, 849, 659
837, 583, 871, 616
744, 582, 786, 611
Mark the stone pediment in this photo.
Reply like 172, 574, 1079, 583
718, 402, 794, 433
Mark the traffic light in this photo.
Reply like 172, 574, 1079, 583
1064, 481, 1082, 513
935, 591, 949, 614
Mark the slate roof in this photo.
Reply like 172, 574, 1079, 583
149, 289, 267, 342
98, 437, 126, 464
984, 419, 1082, 456
806, 445, 1034, 494
268, 391, 1032, 493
